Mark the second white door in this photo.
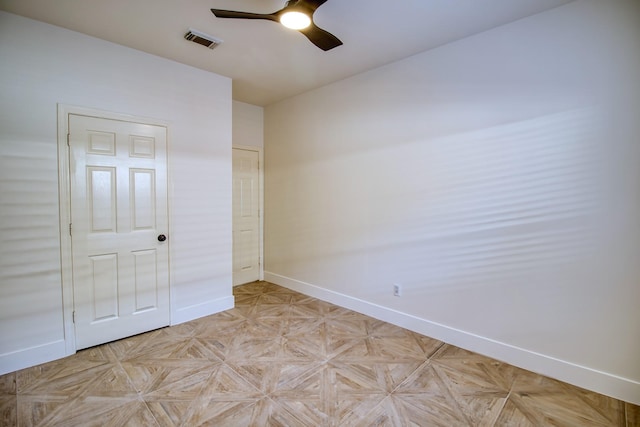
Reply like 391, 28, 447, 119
232, 148, 261, 285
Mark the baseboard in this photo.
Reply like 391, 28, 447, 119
264, 271, 640, 405
0, 340, 68, 376
0, 295, 236, 375
171, 294, 235, 325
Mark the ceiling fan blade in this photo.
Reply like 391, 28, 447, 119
211, 9, 279, 22
299, 23, 342, 51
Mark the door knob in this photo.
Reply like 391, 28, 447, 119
157, 234, 167, 242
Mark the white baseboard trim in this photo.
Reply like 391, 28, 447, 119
0, 296, 236, 376
264, 271, 640, 405
171, 295, 235, 325
0, 339, 68, 376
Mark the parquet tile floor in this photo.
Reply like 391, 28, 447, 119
1, 281, 638, 426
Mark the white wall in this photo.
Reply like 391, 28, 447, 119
0, 12, 233, 373
264, 0, 640, 404
233, 101, 264, 148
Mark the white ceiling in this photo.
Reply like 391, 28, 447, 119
0, 0, 572, 106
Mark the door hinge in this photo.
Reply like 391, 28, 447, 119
72, 311, 76, 323
69, 223, 72, 236
66, 133, 70, 146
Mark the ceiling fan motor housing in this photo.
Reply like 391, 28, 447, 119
284, 0, 314, 15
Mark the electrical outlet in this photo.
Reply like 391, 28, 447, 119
393, 284, 401, 297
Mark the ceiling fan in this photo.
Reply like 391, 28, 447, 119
211, 0, 343, 51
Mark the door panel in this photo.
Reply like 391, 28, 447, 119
88, 167, 117, 232
132, 249, 158, 313
232, 148, 260, 285
69, 114, 169, 349
130, 169, 155, 230
90, 253, 118, 321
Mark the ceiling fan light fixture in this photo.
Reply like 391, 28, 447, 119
211, 0, 343, 51
280, 11, 311, 30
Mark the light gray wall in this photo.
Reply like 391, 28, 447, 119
233, 101, 264, 148
0, 12, 233, 373
264, 0, 640, 404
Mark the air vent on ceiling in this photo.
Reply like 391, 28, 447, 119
184, 28, 223, 50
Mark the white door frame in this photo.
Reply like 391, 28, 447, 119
232, 145, 264, 282
57, 104, 171, 355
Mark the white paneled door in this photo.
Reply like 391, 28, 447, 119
69, 114, 169, 350
232, 148, 261, 285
